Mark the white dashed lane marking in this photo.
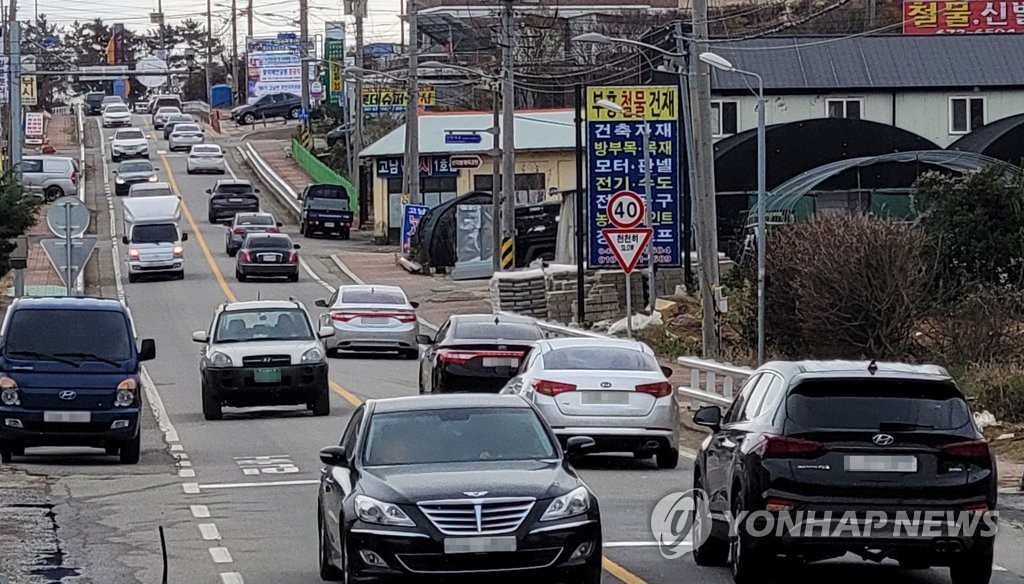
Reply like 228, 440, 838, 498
199, 479, 320, 490
209, 547, 234, 563
190, 505, 211, 519
183, 483, 201, 494
199, 524, 222, 541
220, 573, 245, 584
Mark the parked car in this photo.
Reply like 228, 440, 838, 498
186, 144, 226, 174
417, 314, 544, 394
192, 300, 332, 420
20, 155, 79, 201
502, 338, 679, 469
168, 123, 205, 152
207, 180, 260, 223
314, 285, 419, 359
128, 182, 174, 198
315, 394, 602, 583
225, 212, 281, 256
110, 128, 149, 162
299, 184, 355, 239
152, 106, 181, 130
690, 360, 997, 584
85, 91, 106, 115
102, 103, 132, 127
230, 92, 301, 125
162, 113, 196, 140
112, 159, 159, 196
235, 233, 300, 282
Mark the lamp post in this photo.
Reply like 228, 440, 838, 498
699, 51, 766, 366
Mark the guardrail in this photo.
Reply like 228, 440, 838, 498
495, 310, 608, 340
239, 143, 301, 220
676, 356, 751, 408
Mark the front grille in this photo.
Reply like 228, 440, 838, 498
418, 498, 535, 535
23, 421, 112, 434
395, 547, 561, 574
242, 355, 291, 366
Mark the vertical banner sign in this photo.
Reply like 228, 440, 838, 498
903, 0, 1024, 34
586, 85, 681, 269
246, 35, 303, 104
401, 204, 430, 256
24, 112, 45, 145
112, 23, 126, 64
20, 75, 38, 106
324, 22, 346, 106
0, 56, 10, 104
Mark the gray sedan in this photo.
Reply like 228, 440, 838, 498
168, 124, 205, 152
314, 285, 420, 359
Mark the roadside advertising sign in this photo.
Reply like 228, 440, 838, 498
401, 204, 430, 256
904, 0, 1024, 34
246, 36, 303, 103
363, 86, 436, 113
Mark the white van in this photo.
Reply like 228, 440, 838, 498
21, 156, 79, 201
121, 196, 188, 282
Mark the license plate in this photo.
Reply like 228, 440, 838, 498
229, 198, 243, 203
581, 391, 630, 405
483, 357, 518, 368
444, 536, 517, 555
253, 368, 282, 383
361, 317, 389, 325
845, 455, 918, 473
44, 411, 91, 423
325, 222, 335, 228
259, 254, 281, 262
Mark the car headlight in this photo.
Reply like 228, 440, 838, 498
115, 378, 137, 407
148, 176, 157, 182
115, 177, 125, 184
540, 486, 591, 522
354, 495, 415, 527
209, 351, 234, 367
301, 347, 325, 364
0, 376, 19, 406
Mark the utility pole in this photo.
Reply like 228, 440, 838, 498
299, 0, 310, 119
10, 19, 22, 174
230, 0, 238, 98
499, 0, 516, 270
491, 82, 501, 273
354, 0, 365, 226
247, 0, 253, 38
674, 20, 696, 290
689, 0, 722, 358
205, 0, 213, 103
158, 0, 166, 57
404, 0, 421, 205
245, 0, 253, 101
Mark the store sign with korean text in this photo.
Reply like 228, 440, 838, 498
903, 1, 1024, 34
364, 86, 436, 113
375, 156, 458, 178
586, 85, 681, 269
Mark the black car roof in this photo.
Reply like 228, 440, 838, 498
370, 394, 530, 414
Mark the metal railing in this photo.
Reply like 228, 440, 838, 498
239, 143, 301, 220
676, 356, 751, 408
495, 311, 608, 340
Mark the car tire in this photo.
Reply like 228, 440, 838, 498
729, 491, 769, 583
119, 433, 141, 464
311, 390, 331, 417
949, 543, 994, 584
44, 185, 64, 202
208, 213, 217, 224
289, 107, 300, 119
186, 168, 194, 175
339, 228, 351, 241
318, 509, 344, 581
241, 112, 256, 125
657, 446, 679, 469
236, 269, 247, 282
289, 272, 299, 283
10, 445, 25, 457
692, 470, 729, 566
202, 384, 223, 421
0, 445, 12, 463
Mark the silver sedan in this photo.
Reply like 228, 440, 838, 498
501, 337, 680, 469
186, 144, 226, 174
314, 284, 420, 359
168, 124, 205, 152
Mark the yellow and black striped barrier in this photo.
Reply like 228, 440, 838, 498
501, 236, 515, 270
298, 125, 312, 150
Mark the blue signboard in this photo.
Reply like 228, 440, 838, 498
586, 85, 681, 269
444, 132, 483, 145
376, 156, 458, 178
112, 78, 127, 100
401, 204, 431, 256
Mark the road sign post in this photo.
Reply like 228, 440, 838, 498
602, 226, 654, 338
44, 197, 91, 295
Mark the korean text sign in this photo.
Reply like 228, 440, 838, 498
401, 204, 430, 256
903, 1, 1024, 34
586, 85, 681, 269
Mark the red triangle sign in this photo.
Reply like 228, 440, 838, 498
602, 228, 653, 274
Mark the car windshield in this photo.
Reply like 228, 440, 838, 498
174, 125, 201, 133
4, 309, 132, 362
116, 130, 144, 140
543, 346, 659, 371
340, 289, 405, 305
214, 308, 313, 342
131, 186, 172, 197
456, 322, 542, 341
238, 215, 274, 226
103, 97, 123, 103
363, 408, 557, 466
785, 380, 974, 431
217, 184, 254, 194
119, 161, 152, 173
131, 224, 178, 243
306, 185, 347, 199
106, 105, 128, 113
245, 237, 291, 249
170, 115, 192, 122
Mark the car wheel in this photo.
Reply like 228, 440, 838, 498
729, 490, 769, 583
44, 185, 64, 202
657, 446, 679, 469
289, 106, 301, 119
236, 269, 247, 282
10, 445, 24, 457
949, 542, 994, 584
339, 228, 351, 240
319, 509, 344, 581
202, 383, 223, 421
119, 433, 141, 464
0, 445, 12, 463
289, 272, 299, 283
311, 390, 331, 417
186, 168, 194, 175
692, 470, 729, 566
208, 213, 217, 224
241, 112, 256, 125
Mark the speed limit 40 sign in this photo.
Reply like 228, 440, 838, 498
606, 190, 645, 229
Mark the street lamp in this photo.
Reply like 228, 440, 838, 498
595, 98, 657, 316
699, 51, 766, 366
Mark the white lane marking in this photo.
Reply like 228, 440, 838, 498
170, 444, 184, 452
179, 468, 197, 478
141, 366, 180, 444
299, 256, 335, 293
200, 479, 320, 490
242, 468, 259, 476
179, 460, 193, 467
199, 523, 222, 541
998, 488, 1021, 494
190, 505, 211, 518
604, 542, 680, 548
328, 254, 439, 331
209, 547, 233, 563
680, 447, 697, 461
172, 451, 189, 460
220, 573, 244, 584
183, 483, 201, 494
224, 157, 239, 180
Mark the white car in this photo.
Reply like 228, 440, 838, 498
314, 284, 420, 358
501, 337, 680, 469
110, 128, 149, 162
186, 145, 226, 174
152, 106, 181, 130
102, 104, 132, 127
168, 123, 204, 152
192, 300, 335, 420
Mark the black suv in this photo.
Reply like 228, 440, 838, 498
207, 180, 260, 223
230, 93, 301, 125
85, 91, 106, 115
691, 361, 997, 584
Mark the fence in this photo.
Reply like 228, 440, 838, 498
289, 140, 357, 213
676, 357, 752, 408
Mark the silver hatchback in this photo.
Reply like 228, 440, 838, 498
314, 285, 420, 359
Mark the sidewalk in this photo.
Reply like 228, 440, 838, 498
44, 113, 77, 152
249, 140, 310, 197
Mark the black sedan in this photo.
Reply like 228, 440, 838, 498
235, 233, 300, 282
317, 394, 602, 583
112, 160, 160, 197
207, 180, 260, 223
417, 314, 544, 394
225, 212, 282, 256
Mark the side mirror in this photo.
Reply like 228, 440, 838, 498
292, 244, 301, 249
319, 445, 348, 467
318, 326, 335, 339
255, 188, 261, 193
565, 436, 596, 456
121, 236, 129, 245
154, 167, 161, 171
660, 365, 674, 378
182, 233, 189, 241
111, 170, 118, 175
138, 338, 156, 362
410, 301, 420, 309
191, 331, 209, 343
692, 405, 722, 431
415, 334, 434, 345
205, 188, 212, 194
276, 222, 283, 227
315, 299, 329, 308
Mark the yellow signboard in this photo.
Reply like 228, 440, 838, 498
363, 86, 436, 112
585, 85, 678, 122
20, 75, 37, 106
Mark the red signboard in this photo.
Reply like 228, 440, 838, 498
903, 1, 1024, 34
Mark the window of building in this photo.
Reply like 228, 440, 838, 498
386, 177, 458, 229
473, 173, 547, 205
950, 96, 985, 134
711, 101, 738, 137
826, 98, 862, 119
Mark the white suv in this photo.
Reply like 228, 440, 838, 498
192, 300, 335, 420
110, 128, 150, 162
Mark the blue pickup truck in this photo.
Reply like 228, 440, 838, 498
0, 297, 156, 464
298, 184, 354, 240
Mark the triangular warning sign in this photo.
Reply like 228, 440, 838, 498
602, 228, 653, 274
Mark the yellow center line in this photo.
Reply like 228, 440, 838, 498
603, 557, 648, 584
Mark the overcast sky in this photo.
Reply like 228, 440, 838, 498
26, 0, 402, 48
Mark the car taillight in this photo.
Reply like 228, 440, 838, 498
330, 312, 357, 322
239, 250, 251, 262
764, 498, 797, 512
532, 379, 577, 396
635, 381, 673, 398
437, 350, 477, 364
233, 228, 246, 235
71, 170, 78, 185
287, 251, 298, 263
393, 312, 417, 323
963, 502, 990, 514
754, 434, 823, 458
267, 227, 280, 233
941, 439, 991, 462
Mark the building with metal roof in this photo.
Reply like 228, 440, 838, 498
947, 113, 1024, 165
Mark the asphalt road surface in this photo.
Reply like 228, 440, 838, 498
6, 115, 1024, 584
